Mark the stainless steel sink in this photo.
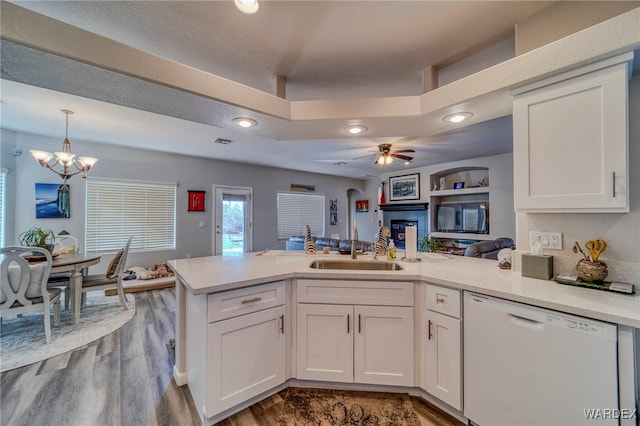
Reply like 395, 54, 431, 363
309, 260, 403, 271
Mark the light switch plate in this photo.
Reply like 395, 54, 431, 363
530, 231, 563, 250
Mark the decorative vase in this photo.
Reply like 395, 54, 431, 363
380, 182, 386, 204
576, 259, 608, 282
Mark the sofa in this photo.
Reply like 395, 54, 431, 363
463, 237, 515, 259
286, 235, 373, 252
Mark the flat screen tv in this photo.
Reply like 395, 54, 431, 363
436, 201, 488, 234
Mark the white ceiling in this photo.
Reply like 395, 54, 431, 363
1, 1, 563, 178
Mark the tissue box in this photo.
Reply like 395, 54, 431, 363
521, 254, 554, 280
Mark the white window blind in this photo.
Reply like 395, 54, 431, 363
0, 169, 6, 247
277, 192, 325, 239
85, 178, 176, 252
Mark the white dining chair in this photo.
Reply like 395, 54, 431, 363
1, 246, 61, 344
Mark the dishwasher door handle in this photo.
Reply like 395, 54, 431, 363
508, 313, 545, 330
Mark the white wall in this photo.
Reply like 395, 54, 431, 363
2, 130, 364, 272
515, 75, 640, 283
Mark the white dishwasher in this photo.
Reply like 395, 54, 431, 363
464, 292, 618, 426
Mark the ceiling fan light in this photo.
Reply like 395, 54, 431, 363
443, 112, 473, 123
233, 117, 257, 128
234, 0, 259, 14
377, 155, 393, 165
344, 125, 367, 135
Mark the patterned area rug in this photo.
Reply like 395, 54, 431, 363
276, 388, 421, 425
0, 292, 135, 372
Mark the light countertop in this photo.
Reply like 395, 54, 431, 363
169, 251, 640, 328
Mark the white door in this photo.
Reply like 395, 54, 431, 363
354, 305, 414, 386
423, 310, 462, 409
214, 186, 253, 255
206, 306, 286, 416
296, 303, 353, 383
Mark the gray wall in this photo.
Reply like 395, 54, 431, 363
1, 130, 364, 272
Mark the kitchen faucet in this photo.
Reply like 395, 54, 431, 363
351, 220, 359, 259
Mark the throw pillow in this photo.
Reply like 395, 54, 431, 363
106, 249, 124, 279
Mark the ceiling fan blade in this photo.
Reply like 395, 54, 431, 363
393, 149, 415, 153
392, 153, 413, 161
353, 153, 376, 160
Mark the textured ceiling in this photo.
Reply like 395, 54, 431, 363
5, 1, 634, 179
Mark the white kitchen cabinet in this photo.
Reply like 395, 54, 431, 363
512, 55, 631, 212
422, 284, 462, 410
207, 305, 286, 415
296, 303, 353, 383
353, 305, 414, 386
186, 280, 288, 421
296, 279, 414, 387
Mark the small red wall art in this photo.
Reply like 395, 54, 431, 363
188, 190, 206, 211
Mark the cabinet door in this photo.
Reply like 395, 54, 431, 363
423, 310, 462, 410
206, 306, 286, 416
296, 304, 353, 383
513, 62, 629, 212
354, 305, 414, 386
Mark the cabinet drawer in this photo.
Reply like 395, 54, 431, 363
426, 285, 460, 318
297, 279, 413, 306
208, 280, 286, 323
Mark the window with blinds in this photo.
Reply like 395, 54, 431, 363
0, 169, 6, 247
85, 178, 176, 252
277, 192, 325, 240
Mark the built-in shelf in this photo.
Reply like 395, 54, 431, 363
430, 232, 493, 241
430, 187, 489, 197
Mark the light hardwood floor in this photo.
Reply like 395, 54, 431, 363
1, 289, 464, 426
1, 289, 199, 426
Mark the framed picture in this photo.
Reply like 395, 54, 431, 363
355, 199, 369, 213
35, 183, 70, 218
188, 190, 205, 211
454, 181, 465, 189
329, 198, 338, 225
389, 173, 420, 201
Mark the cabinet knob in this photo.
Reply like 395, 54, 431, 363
436, 297, 446, 304
241, 296, 262, 304
428, 320, 433, 340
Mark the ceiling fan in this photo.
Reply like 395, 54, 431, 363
374, 143, 415, 165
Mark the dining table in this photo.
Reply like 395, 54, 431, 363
51, 253, 101, 324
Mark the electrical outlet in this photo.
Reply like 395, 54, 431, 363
529, 231, 563, 250
548, 232, 562, 250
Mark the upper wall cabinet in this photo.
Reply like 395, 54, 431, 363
512, 53, 632, 213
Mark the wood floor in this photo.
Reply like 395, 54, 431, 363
1, 289, 464, 426
0, 289, 199, 426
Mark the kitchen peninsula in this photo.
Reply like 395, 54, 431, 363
170, 251, 640, 426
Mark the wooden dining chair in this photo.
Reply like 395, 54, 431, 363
79, 236, 133, 310
1, 246, 61, 344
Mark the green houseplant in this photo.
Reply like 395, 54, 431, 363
19, 227, 55, 253
418, 234, 440, 253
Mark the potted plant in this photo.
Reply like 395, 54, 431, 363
19, 227, 55, 253
419, 234, 440, 253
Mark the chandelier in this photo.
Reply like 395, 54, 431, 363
30, 109, 98, 182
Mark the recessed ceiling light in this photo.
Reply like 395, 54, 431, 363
344, 125, 367, 135
234, 0, 259, 14
443, 112, 473, 123
233, 117, 257, 128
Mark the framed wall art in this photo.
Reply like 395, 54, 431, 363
188, 190, 206, 212
35, 182, 70, 218
355, 199, 369, 212
389, 173, 420, 201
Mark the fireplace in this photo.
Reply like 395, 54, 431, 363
381, 203, 428, 250
390, 220, 418, 249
